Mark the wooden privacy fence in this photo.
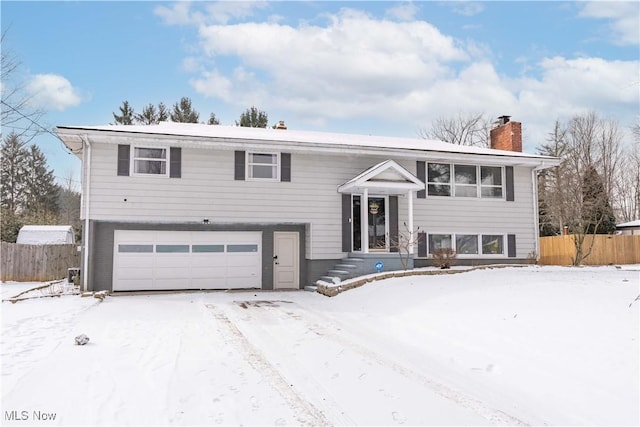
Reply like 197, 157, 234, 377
539, 235, 640, 265
1, 242, 81, 282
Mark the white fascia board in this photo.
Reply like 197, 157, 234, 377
57, 127, 560, 169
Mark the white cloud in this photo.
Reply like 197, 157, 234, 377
154, 1, 268, 26
452, 2, 485, 17
579, 1, 640, 45
26, 74, 83, 111
172, 6, 637, 150
193, 8, 468, 113
385, 2, 419, 22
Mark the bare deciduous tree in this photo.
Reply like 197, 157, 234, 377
538, 112, 625, 265
418, 112, 492, 147
1, 30, 46, 142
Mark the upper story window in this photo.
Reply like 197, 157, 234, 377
133, 147, 167, 175
480, 166, 503, 198
427, 163, 504, 199
247, 152, 279, 180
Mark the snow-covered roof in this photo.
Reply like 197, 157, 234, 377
16, 225, 75, 245
56, 122, 560, 168
616, 220, 640, 229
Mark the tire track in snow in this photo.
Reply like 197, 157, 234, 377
205, 303, 331, 426
232, 299, 528, 426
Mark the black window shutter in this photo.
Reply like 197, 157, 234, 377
417, 232, 427, 258
117, 145, 130, 176
234, 151, 245, 180
389, 196, 399, 252
281, 153, 291, 182
170, 147, 181, 178
507, 234, 516, 257
342, 194, 351, 252
506, 166, 514, 201
417, 161, 426, 199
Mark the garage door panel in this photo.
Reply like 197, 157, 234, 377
113, 230, 262, 291
117, 278, 155, 291
116, 267, 154, 280
227, 277, 260, 288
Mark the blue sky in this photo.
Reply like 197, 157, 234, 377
2, 1, 638, 185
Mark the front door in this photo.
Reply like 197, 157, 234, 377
367, 196, 387, 251
273, 232, 299, 289
352, 195, 389, 252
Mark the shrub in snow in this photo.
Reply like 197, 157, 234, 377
432, 248, 457, 269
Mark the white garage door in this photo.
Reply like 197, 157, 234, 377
113, 230, 262, 291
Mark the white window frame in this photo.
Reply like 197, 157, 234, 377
479, 166, 504, 199
132, 146, 169, 177
246, 152, 280, 181
426, 163, 505, 200
427, 232, 506, 258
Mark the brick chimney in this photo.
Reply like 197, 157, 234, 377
490, 115, 522, 152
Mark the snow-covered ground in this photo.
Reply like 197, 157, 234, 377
1, 266, 638, 426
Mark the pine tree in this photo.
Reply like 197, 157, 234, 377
170, 97, 199, 123
113, 100, 135, 125
236, 106, 268, 128
207, 113, 220, 125
0, 132, 27, 213
136, 103, 158, 125
157, 102, 169, 122
581, 165, 617, 234
23, 144, 59, 216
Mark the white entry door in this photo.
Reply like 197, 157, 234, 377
273, 232, 299, 289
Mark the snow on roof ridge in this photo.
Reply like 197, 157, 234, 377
57, 122, 555, 159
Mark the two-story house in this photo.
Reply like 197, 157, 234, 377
56, 116, 559, 292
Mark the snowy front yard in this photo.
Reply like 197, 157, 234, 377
1, 266, 638, 426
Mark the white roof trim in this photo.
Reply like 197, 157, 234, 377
338, 160, 424, 195
55, 122, 561, 168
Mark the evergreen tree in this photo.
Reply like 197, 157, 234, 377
207, 113, 220, 125
236, 106, 268, 128
136, 103, 158, 125
113, 100, 135, 125
0, 207, 23, 242
581, 165, 617, 234
157, 102, 169, 122
0, 132, 27, 213
170, 97, 199, 123
23, 144, 59, 216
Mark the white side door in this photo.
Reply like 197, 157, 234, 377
273, 231, 299, 289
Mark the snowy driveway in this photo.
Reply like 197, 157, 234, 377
2, 266, 639, 426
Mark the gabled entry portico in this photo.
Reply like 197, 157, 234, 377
338, 160, 424, 254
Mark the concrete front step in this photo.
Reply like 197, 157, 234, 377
319, 275, 340, 283
327, 269, 350, 276
335, 264, 358, 270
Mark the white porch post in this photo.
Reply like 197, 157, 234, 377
408, 190, 414, 254
362, 188, 369, 254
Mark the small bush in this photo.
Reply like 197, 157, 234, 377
432, 248, 457, 269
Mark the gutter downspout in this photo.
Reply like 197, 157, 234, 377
82, 136, 91, 292
532, 162, 554, 263
532, 168, 540, 263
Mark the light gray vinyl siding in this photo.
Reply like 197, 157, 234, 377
84, 143, 415, 259
84, 143, 536, 260
413, 167, 536, 258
